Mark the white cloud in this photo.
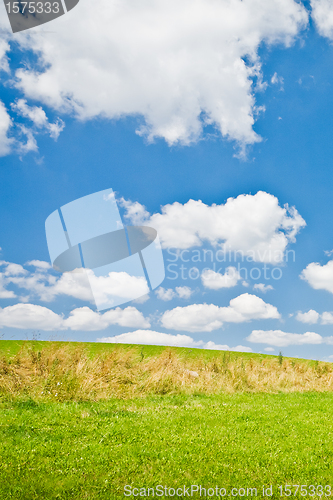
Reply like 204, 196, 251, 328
17, 125, 38, 154
0, 100, 13, 156
155, 287, 177, 301
26, 260, 52, 271
0, 303, 150, 331
0, 274, 16, 299
85, 270, 149, 309
97, 330, 252, 352
203, 340, 230, 350
133, 294, 150, 304
271, 72, 284, 89
8, 269, 93, 302
2, 263, 27, 276
63, 306, 109, 331
63, 305, 150, 331
311, 0, 333, 40
97, 330, 203, 347
296, 309, 320, 324
321, 311, 333, 324
230, 345, 253, 352
0, 260, 149, 311
11, 99, 65, 140
0, 38, 10, 72
123, 191, 305, 263
201, 267, 240, 289
161, 293, 280, 332
293, 308, 333, 325
12, 99, 49, 128
176, 286, 193, 299
0, 303, 64, 330
300, 260, 333, 294
264, 347, 275, 352
247, 329, 324, 346
118, 198, 150, 226
253, 283, 274, 293
8, 267, 149, 305
155, 286, 193, 301
8, 0, 308, 150
204, 340, 252, 352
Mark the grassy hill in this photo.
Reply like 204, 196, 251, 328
1, 341, 333, 499
0, 340, 332, 400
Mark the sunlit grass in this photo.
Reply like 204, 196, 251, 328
0, 341, 333, 401
1, 393, 333, 499
1, 341, 333, 499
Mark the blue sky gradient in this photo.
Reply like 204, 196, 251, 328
2, 0, 333, 359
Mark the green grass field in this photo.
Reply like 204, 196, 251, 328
1, 341, 333, 499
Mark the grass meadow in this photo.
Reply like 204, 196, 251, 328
1, 341, 333, 499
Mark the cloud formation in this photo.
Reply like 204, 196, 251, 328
300, 260, 333, 294
0, 303, 150, 331
0, 100, 13, 156
0, 0, 308, 151
311, 0, 333, 39
155, 286, 193, 301
295, 309, 333, 325
123, 191, 305, 263
201, 267, 241, 289
12, 99, 65, 140
161, 293, 280, 332
97, 329, 252, 352
247, 329, 333, 346
0, 260, 148, 305
0, 303, 64, 331
253, 283, 274, 293
296, 309, 320, 324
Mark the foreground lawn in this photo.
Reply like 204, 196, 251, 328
1, 393, 333, 499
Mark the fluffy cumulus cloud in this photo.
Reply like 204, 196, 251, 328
0, 303, 64, 330
0, 0, 308, 151
26, 260, 52, 270
0, 303, 150, 331
204, 340, 253, 352
253, 283, 274, 293
0, 38, 10, 72
161, 293, 280, 332
123, 191, 305, 263
155, 286, 193, 301
296, 309, 320, 324
201, 267, 241, 290
247, 329, 333, 346
63, 306, 150, 331
97, 330, 252, 352
300, 260, 333, 294
97, 330, 203, 348
0, 274, 16, 299
311, 0, 333, 39
0, 260, 148, 305
85, 270, 149, 309
294, 309, 333, 325
0, 100, 13, 156
321, 312, 333, 324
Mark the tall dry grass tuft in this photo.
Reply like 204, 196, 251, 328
1, 344, 333, 401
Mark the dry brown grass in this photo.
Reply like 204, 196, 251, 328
1, 344, 333, 401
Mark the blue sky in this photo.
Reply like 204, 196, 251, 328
1, 0, 333, 359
